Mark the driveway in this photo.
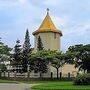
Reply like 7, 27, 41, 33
0, 83, 37, 90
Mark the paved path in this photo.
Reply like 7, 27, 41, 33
0, 83, 37, 90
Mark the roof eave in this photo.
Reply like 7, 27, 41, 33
33, 30, 63, 36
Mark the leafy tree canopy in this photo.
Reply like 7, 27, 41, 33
67, 44, 90, 73
0, 38, 12, 71
30, 50, 54, 73
0, 38, 12, 62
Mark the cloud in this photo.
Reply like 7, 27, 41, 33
65, 21, 90, 36
51, 15, 69, 28
43, 0, 60, 6
0, 0, 90, 52
18, 0, 27, 3
18, 0, 30, 5
0, 0, 30, 8
61, 21, 90, 51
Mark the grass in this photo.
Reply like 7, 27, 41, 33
0, 79, 90, 90
0, 79, 18, 83
0, 79, 62, 84
32, 81, 90, 90
0, 79, 63, 84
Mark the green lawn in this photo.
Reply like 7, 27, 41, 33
0, 79, 90, 90
0, 79, 18, 83
32, 81, 90, 90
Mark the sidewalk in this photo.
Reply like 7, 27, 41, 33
0, 83, 37, 90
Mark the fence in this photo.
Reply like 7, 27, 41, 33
0, 71, 76, 79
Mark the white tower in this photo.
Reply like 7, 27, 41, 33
33, 9, 62, 52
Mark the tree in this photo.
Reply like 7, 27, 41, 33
30, 50, 65, 78
37, 36, 43, 51
51, 52, 65, 79
12, 39, 22, 72
23, 29, 31, 54
64, 51, 78, 64
0, 38, 12, 59
0, 38, 12, 71
30, 50, 52, 78
22, 29, 31, 72
0, 64, 7, 72
68, 44, 83, 52
68, 44, 90, 73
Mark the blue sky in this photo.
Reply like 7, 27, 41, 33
0, 0, 90, 51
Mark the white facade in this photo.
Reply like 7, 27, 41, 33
34, 32, 60, 52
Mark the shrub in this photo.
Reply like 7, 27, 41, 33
74, 73, 90, 85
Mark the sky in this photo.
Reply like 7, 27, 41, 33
0, 0, 90, 52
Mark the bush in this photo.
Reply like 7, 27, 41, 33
74, 73, 90, 85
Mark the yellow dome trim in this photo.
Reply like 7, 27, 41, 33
33, 9, 62, 36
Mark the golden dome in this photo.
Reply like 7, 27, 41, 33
33, 9, 62, 36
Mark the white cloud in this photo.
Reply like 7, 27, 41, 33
18, 0, 26, 3
52, 15, 69, 28
18, 0, 29, 4
0, 0, 90, 51
0, 1, 17, 7
61, 22, 90, 51
62, 25, 87, 37
43, 0, 60, 6
75, 23, 90, 36
0, 0, 30, 8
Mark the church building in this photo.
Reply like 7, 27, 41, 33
32, 9, 78, 77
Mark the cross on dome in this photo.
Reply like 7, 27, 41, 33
47, 8, 49, 15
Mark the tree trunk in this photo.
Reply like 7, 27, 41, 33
84, 70, 85, 74
56, 68, 59, 79
40, 72, 42, 79
87, 70, 90, 73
